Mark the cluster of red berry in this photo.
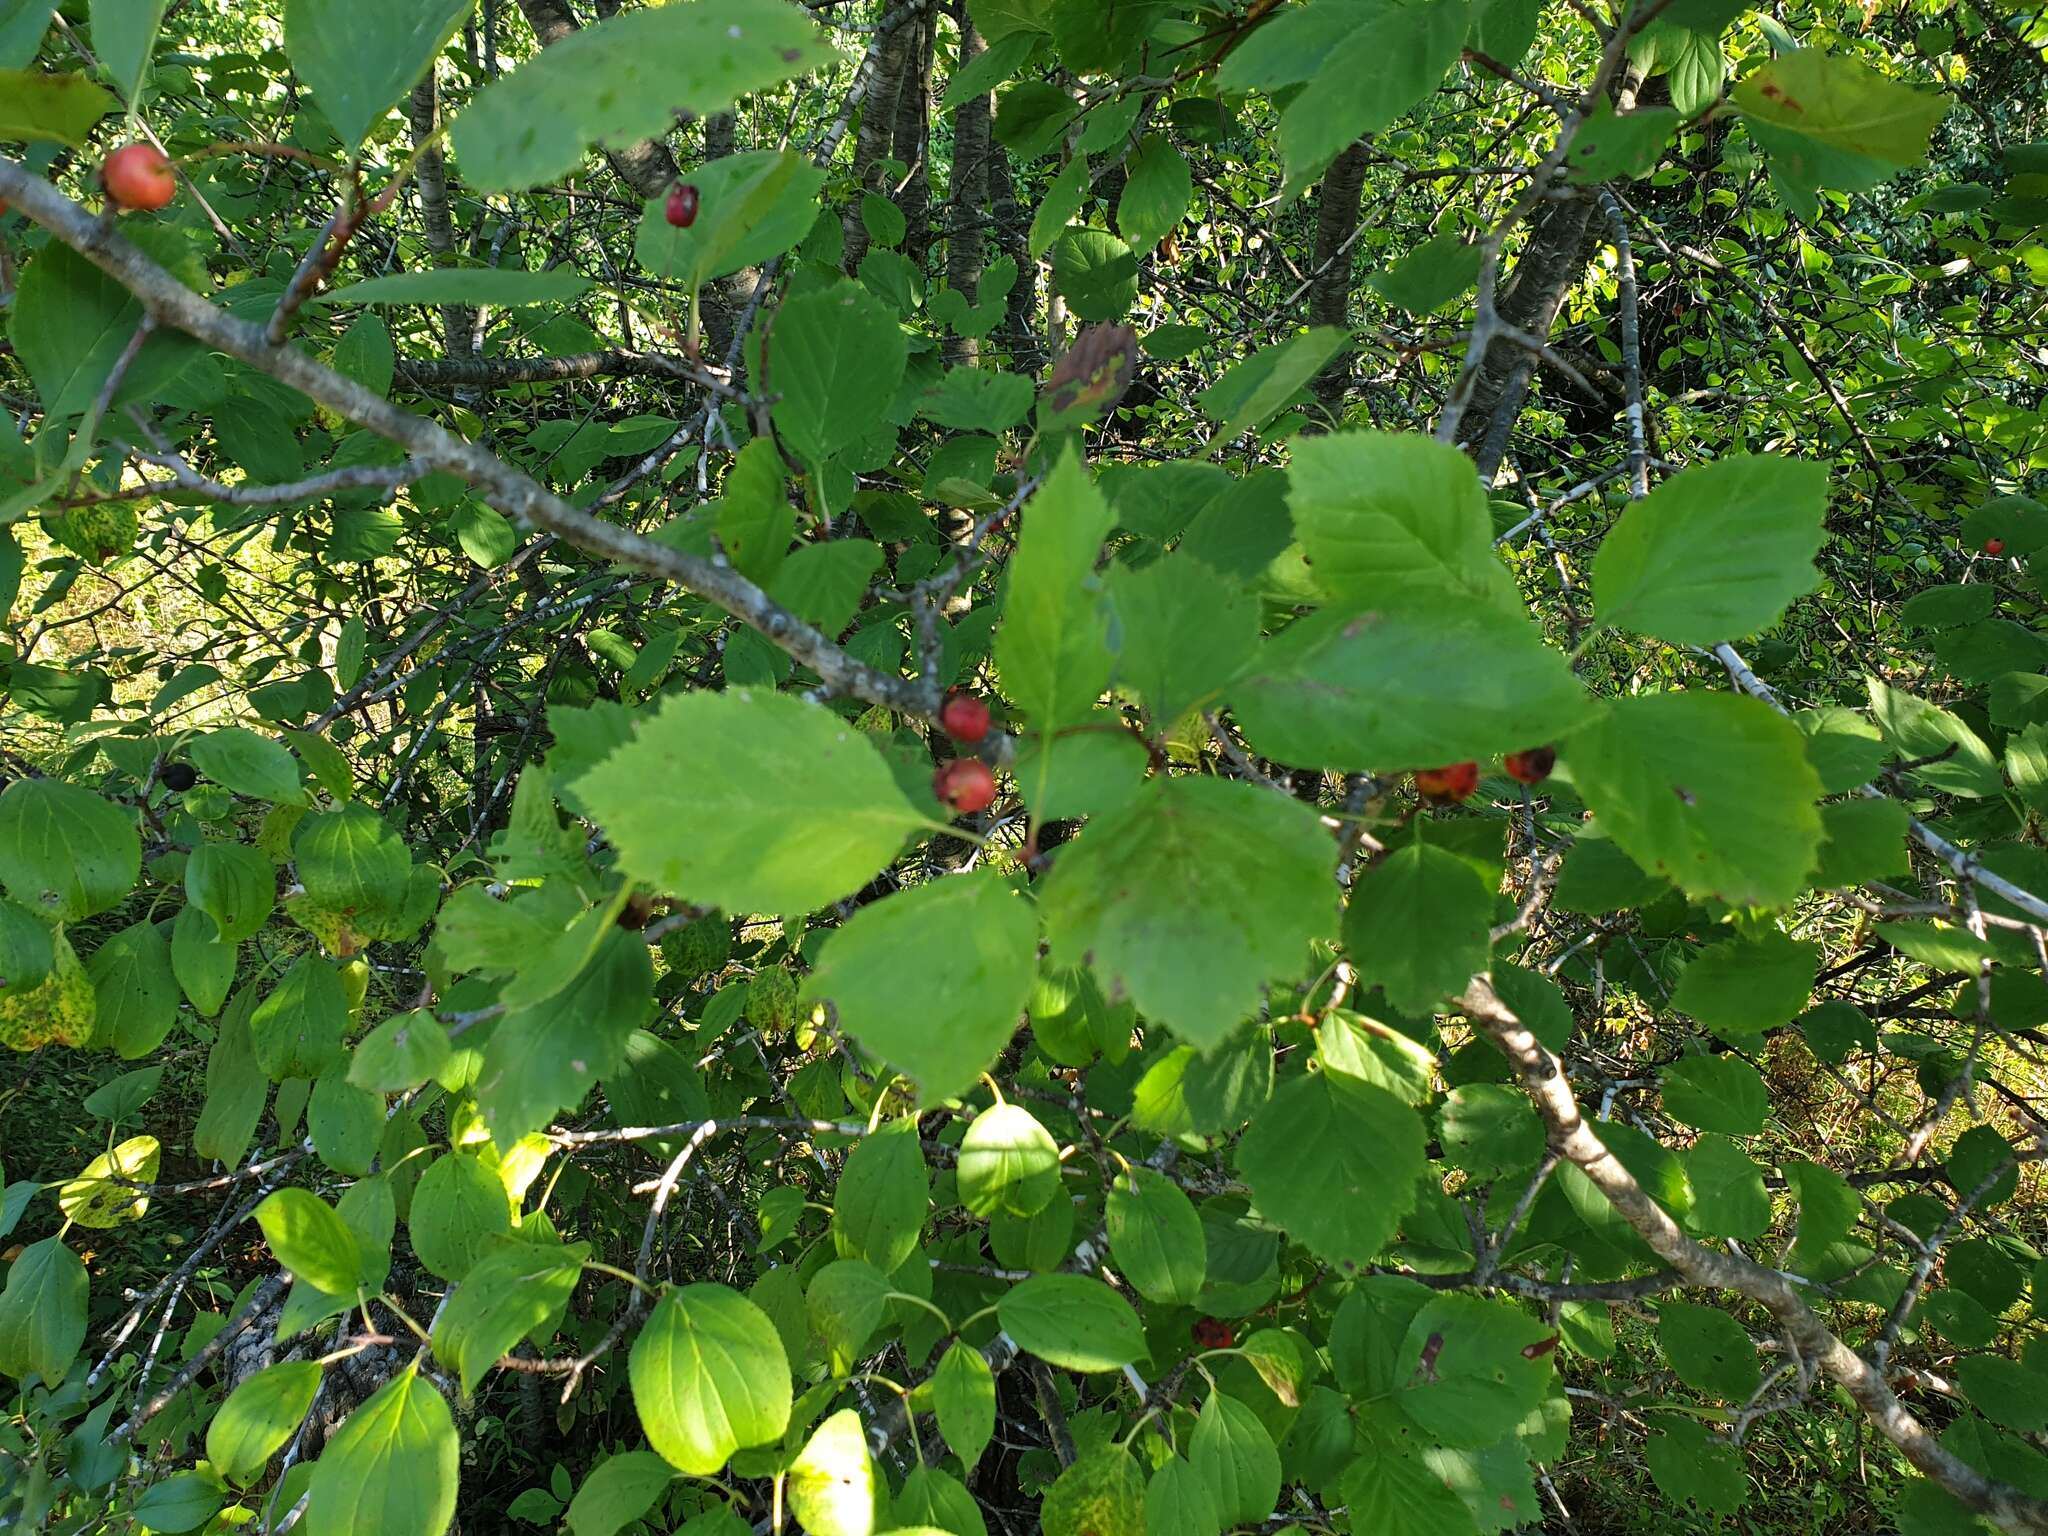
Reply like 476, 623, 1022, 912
1413, 744, 1556, 804
933, 693, 995, 813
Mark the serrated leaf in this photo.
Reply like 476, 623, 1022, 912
577, 688, 928, 917
994, 449, 1116, 728
1233, 604, 1589, 774
1042, 777, 1337, 1049
1563, 691, 1823, 908
1237, 1067, 1424, 1266
1592, 454, 1829, 645
449, 1, 830, 192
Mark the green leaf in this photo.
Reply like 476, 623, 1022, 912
1686, 1132, 1770, 1240
0, 68, 115, 146
802, 872, 1036, 1101
932, 1339, 997, 1468
637, 151, 825, 285
349, 1009, 451, 1093
998, 1274, 1147, 1372
1784, 1159, 1859, 1274
1567, 104, 1680, 182
1366, 230, 1483, 314
1051, 228, 1139, 322
1643, 1415, 1746, 1515
305, 1359, 459, 1536
1439, 1083, 1542, 1181
630, 1283, 792, 1474
249, 956, 350, 1081
768, 281, 908, 466
1190, 1391, 1281, 1526
1106, 1167, 1206, 1306
255, 1189, 365, 1295
9, 239, 198, 421
1342, 842, 1495, 1015
957, 1102, 1062, 1218
1198, 328, 1348, 445
81, 1064, 162, 1123
1563, 691, 1823, 908
0, 779, 139, 922
1591, 454, 1829, 645
284, 0, 470, 148
995, 449, 1115, 729
1041, 777, 1337, 1050
1733, 50, 1948, 169
193, 989, 267, 1164
806, 1258, 891, 1370
1029, 153, 1090, 260
1552, 833, 1669, 915
186, 840, 275, 943
87, 0, 168, 106
1660, 1053, 1769, 1135
0, 896, 52, 993
1148, 1456, 1222, 1536
208, 1361, 323, 1485
1237, 1067, 1424, 1266
577, 688, 928, 916
1232, 605, 1589, 774
1278, 0, 1470, 193
0, 1237, 89, 1384
1866, 678, 2004, 798
1118, 134, 1191, 253
1657, 1300, 1761, 1400
788, 1409, 877, 1536
314, 267, 594, 308
565, 1452, 677, 1536
1812, 796, 1911, 887
1669, 930, 1817, 1039
131, 1473, 223, 1535
410, 1152, 513, 1282
308, 1071, 381, 1176
1396, 1292, 1555, 1448
476, 928, 653, 1142
919, 367, 1035, 433
1106, 555, 1258, 726
86, 918, 178, 1058
433, 1238, 588, 1394
1338, 1434, 1476, 1536
449, 0, 829, 191
190, 727, 304, 803
832, 1117, 928, 1273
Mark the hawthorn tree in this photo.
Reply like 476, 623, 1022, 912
2, 1, 2047, 1535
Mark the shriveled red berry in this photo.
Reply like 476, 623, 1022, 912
1502, 745, 1556, 785
1983, 537, 2005, 556
102, 143, 176, 211
933, 758, 997, 814
939, 692, 991, 744
1414, 761, 1480, 802
665, 182, 700, 228
1191, 1317, 1235, 1350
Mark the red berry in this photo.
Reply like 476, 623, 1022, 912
933, 758, 997, 815
1191, 1317, 1235, 1350
1983, 537, 2005, 556
939, 692, 991, 744
665, 182, 700, 228
1414, 761, 1480, 802
1502, 745, 1557, 785
102, 143, 176, 212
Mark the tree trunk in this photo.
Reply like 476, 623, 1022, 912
1455, 192, 1594, 478
407, 72, 473, 358
943, 15, 990, 366
986, 142, 1038, 373
1307, 142, 1369, 422
891, 11, 935, 269
843, 3, 915, 275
